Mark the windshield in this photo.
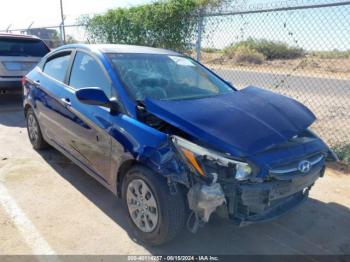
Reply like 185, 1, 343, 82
107, 53, 234, 101
0, 38, 50, 57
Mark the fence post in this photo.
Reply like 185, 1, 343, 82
196, 10, 204, 62
59, 24, 65, 46
60, 0, 66, 44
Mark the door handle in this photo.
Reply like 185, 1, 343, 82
61, 98, 71, 107
33, 80, 40, 85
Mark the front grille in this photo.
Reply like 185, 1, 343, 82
269, 153, 325, 179
238, 190, 305, 216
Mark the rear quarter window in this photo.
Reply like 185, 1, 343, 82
43, 53, 71, 82
0, 38, 49, 57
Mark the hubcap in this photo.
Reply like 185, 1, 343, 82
126, 179, 159, 233
27, 114, 39, 143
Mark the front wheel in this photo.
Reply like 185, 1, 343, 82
122, 165, 186, 246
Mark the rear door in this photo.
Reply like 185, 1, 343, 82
34, 50, 75, 149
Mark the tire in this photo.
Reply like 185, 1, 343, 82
26, 108, 49, 150
122, 165, 186, 246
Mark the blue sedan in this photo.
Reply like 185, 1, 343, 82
23, 44, 336, 245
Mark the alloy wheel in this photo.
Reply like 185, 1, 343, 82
126, 178, 159, 233
27, 114, 39, 143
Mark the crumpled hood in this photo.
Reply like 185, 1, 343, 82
144, 86, 316, 157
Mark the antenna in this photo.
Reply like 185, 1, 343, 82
26, 21, 35, 35
6, 24, 12, 32
28, 21, 35, 30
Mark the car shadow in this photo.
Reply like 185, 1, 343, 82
0, 94, 26, 128
36, 148, 350, 255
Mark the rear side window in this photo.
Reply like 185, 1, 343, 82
43, 53, 71, 82
0, 38, 49, 57
69, 52, 111, 97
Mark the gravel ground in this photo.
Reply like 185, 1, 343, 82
0, 94, 350, 256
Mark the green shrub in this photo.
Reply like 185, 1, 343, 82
223, 45, 237, 59
233, 46, 265, 64
80, 0, 223, 52
224, 38, 305, 60
333, 144, 350, 167
312, 50, 350, 59
201, 47, 221, 53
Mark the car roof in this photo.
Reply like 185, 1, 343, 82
56, 44, 182, 56
0, 33, 40, 40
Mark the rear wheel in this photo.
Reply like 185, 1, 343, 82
122, 165, 186, 246
26, 108, 48, 150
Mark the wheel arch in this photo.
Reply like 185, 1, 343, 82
24, 103, 32, 117
116, 159, 138, 198
115, 158, 189, 200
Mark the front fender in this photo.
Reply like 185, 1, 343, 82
110, 114, 189, 194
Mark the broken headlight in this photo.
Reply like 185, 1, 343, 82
172, 136, 253, 182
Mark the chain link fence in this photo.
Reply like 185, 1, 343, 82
1, 25, 89, 48
199, 1, 350, 148
2, 0, 349, 149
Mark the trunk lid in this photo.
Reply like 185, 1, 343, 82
0, 56, 40, 77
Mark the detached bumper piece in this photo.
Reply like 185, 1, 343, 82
225, 162, 325, 226
188, 183, 226, 222
187, 182, 226, 232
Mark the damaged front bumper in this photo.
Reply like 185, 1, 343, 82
223, 162, 325, 226
187, 158, 325, 228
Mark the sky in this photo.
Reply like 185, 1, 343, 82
0, 0, 347, 29
1, 0, 348, 51
0, 0, 154, 30
202, 3, 350, 51
0, 0, 276, 30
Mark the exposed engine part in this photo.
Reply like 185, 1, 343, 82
136, 104, 189, 137
187, 183, 226, 226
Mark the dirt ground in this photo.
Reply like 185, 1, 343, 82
0, 94, 350, 256
201, 52, 350, 80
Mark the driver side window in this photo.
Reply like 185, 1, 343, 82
69, 51, 111, 97
168, 61, 219, 93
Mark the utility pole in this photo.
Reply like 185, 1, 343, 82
60, 0, 66, 44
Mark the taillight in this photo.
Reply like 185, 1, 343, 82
21, 76, 26, 87
22, 76, 28, 96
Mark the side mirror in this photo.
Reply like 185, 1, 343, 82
109, 97, 122, 114
76, 87, 110, 107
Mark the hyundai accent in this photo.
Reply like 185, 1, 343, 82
23, 44, 336, 245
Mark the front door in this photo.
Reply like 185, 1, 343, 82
62, 51, 113, 183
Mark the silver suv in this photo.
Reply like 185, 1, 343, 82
0, 34, 50, 93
